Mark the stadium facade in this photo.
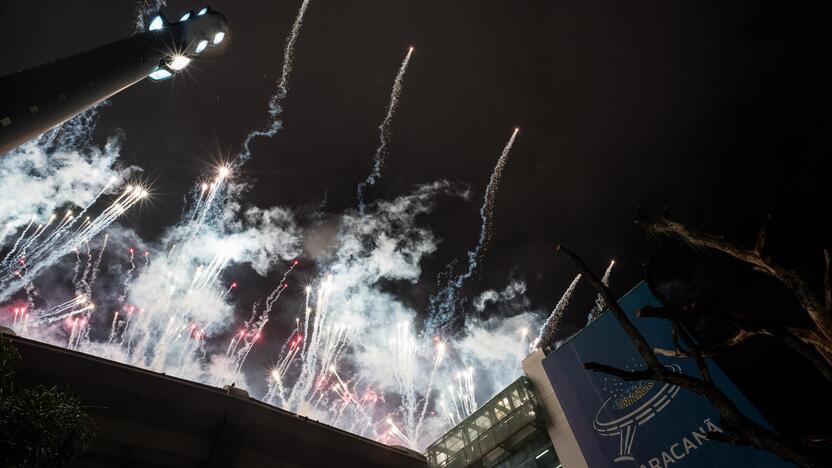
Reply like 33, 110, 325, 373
426, 283, 792, 468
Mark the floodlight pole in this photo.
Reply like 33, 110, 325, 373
0, 7, 229, 155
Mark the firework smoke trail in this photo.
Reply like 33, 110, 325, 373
1, 216, 35, 265
84, 234, 109, 297
189, 169, 230, 240
536, 273, 582, 349
0, 109, 122, 233
11, 306, 32, 335
120, 306, 139, 347
356, 46, 415, 212
0, 185, 147, 301
389, 321, 419, 445
22, 281, 38, 318
119, 248, 137, 306
428, 129, 519, 332
444, 367, 477, 421
14, 216, 54, 259
114, 168, 250, 374
306, 324, 353, 413
41, 301, 95, 325
221, 281, 238, 299
228, 260, 299, 375
461, 128, 519, 277
438, 394, 456, 426
301, 285, 313, 357
414, 341, 445, 445
386, 418, 412, 446
587, 259, 615, 323
1, 224, 13, 246
238, 0, 311, 164
264, 326, 305, 405
282, 277, 354, 414
107, 311, 120, 344
70, 245, 84, 289
4, 169, 536, 450
40, 294, 88, 319
76, 241, 97, 296
514, 327, 530, 378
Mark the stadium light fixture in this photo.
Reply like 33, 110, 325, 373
195, 40, 209, 54
148, 15, 165, 31
168, 55, 191, 71
148, 68, 174, 81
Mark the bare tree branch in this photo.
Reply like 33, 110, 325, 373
779, 330, 832, 383
677, 325, 713, 384
824, 248, 831, 315
789, 328, 832, 364
554, 244, 662, 369
802, 435, 832, 449
557, 244, 829, 467
643, 217, 832, 343
653, 329, 764, 358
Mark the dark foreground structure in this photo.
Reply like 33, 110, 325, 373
0, 6, 229, 155
8, 335, 426, 468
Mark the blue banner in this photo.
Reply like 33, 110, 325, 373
541, 282, 792, 467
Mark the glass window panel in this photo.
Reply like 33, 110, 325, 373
475, 413, 493, 430
494, 405, 508, 421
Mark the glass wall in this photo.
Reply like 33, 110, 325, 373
425, 377, 560, 468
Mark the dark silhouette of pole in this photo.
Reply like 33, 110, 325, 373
0, 7, 229, 155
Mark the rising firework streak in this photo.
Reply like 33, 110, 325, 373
0, 184, 148, 301
427, 128, 520, 332
357, 46, 416, 212
238, 0, 312, 163
536, 273, 582, 349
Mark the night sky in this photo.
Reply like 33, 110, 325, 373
2, 0, 831, 438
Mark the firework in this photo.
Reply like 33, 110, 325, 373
357, 46, 416, 212
587, 259, 616, 322
238, 0, 312, 163
427, 128, 520, 332
536, 273, 582, 349
0, 184, 147, 302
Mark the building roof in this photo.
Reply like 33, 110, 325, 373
8, 334, 426, 468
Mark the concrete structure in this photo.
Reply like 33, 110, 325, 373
8, 334, 426, 467
522, 349, 587, 468
0, 6, 229, 155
